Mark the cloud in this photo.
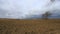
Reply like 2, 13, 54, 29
0, 0, 60, 19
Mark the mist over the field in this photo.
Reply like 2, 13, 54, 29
0, 0, 60, 19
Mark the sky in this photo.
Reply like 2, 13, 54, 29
0, 0, 60, 19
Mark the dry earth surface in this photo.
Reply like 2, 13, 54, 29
0, 19, 60, 34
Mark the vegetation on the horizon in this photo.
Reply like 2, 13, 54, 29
42, 11, 52, 19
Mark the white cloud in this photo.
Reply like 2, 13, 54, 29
0, 0, 60, 19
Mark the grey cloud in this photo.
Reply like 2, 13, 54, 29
0, 9, 8, 17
